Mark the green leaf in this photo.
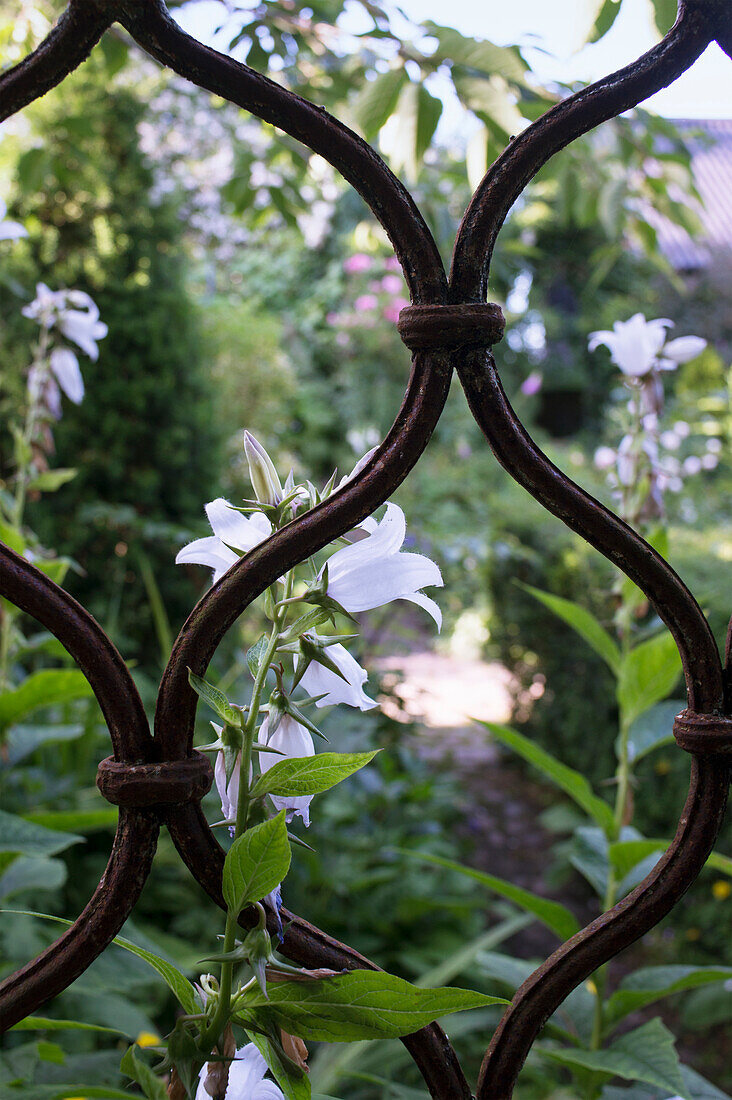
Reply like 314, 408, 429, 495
387, 82, 442, 179
251, 750, 379, 799
452, 74, 524, 141
425, 23, 528, 85
11, 1016, 130, 1036
246, 1031, 312, 1100
188, 668, 243, 728
100, 29, 129, 76
235, 969, 506, 1042
17, 146, 51, 190
23, 809, 119, 833
247, 635, 269, 679
478, 722, 615, 833
607, 837, 732, 883
394, 849, 579, 940
617, 632, 681, 728
625, 699, 684, 762
0, 810, 83, 857
570, 826, 611, 897
606, 965, 732, 1029
120, 1045, 168, 1100
352, 67, 407, 138
0, 669, 93, 730
539, 1018, 688, 1097
1, 909, 199, 1014
27, 468, 76, 493
590, 0, 622, 42
6, 723, 85, 766
0, 855, 67, 900
518, 582, 621, 674
651, 0, 678, 35
223, 811, 291, 917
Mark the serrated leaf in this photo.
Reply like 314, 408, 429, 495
617, 632, 681, 727
518, 582, 621, 673
352, 67, 407, 138
120, 1045, 168, 1100
251, 750, 379, 799
606, 965, 732, 1029
0, 669, 93, 730
188, 668, 243, 728
2, 909, 199, 1014
247, 634, 270, 679
425, 23, 528, 85
223, 811, 291, 916
235, 969, 507, 1042
395, 849, 579, 940
478, 722, 615, 833
539, 1018, 688, 1097
0, 809, 83, 857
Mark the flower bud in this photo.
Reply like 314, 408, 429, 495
244, 431, 283, 506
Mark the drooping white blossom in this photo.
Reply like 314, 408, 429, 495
49, 347, 84, 404
176, 498, 272, 582
300, 643, 376, 711
22, 283, 108, 359
195, 1043, 284, 1100
259, 713, 314, 826
214, 745, 241, 829
0, 200, 27, 241
321, 502, 443, 629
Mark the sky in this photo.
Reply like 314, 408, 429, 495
176, 0, 729, 120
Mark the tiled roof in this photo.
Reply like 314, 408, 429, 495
654, 119, 732, 271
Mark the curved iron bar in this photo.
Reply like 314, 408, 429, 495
0, 547, 157, 1029
447, 4, 731, 1093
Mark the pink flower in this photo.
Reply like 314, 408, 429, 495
381, 274, 403, 294
521, 371, 543, 396
385, 256, 401, 271
383, 296, 410, 323
344, 253, 372, 274
355, 294, 378, 312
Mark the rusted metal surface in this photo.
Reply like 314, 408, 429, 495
0, 0, 730, 1096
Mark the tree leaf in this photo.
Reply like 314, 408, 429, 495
424, 23, 528, 85
617, 632, 681, 727
0, 855, 67, 901
352, 67, 407, 138
235, 970, 507, 1042
539, 1018, 688, 1097
11, 1016, 130, 1036
223, 811, 291, 916
478, 722, 615, 833
23, 809, 119, 833
590, 0, 622, 42
605, 965, 732, 1029
650, 0, 679, 35
6, 723, 85, 766
394, 849, 579, 940
0, 669, 93, 730
518, 582, 621, 674
0, 810, 83, 857
251, 750, 379, 799
385, 82, 442, 179
187, 668, 243, 728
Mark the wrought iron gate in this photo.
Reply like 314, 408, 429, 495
1, 2, 730, 1096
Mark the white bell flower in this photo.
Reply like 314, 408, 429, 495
176, 498, 272, 582
0, 200, 27, 241
259, 713, 314, 826
214, 745, 241, 829
321, 502, 443, 629
300, 642, 376, 711
195, 1043, 284, 1100
57, 294, 108, 360
49, 347, 84, 404
662, 335, 707, 364
588, 313, 673, 377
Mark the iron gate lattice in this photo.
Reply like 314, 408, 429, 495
1, 2, 731, 1097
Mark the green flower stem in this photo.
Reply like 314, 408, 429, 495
200, 569, 294, 1054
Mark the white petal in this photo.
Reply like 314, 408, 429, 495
50, 347, 84, 403
336, 446, 379, 491
226, 1044, 269, 1094
325, 502, 406, 581
587, 330, 613, 352
0, 220, 27, 240
300, 644, 376, 710
260, 715, 314, 826
205, 498, 272, 553
175, 535, 238, 581
328, 551, 442, 614
58, 311, 105, 360
662, 336, 707, 363
252, 1083, 286, 1100
402, 591, 443, 631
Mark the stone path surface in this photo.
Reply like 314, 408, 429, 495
370, 648, 591, 956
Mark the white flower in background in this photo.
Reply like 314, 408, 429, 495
49, 347, 84, 404
0, 200, 27, 241
593, 446, 616, 470
588, 313, 706, 378
321, 502, 443, 629
195, 1043, 284, 1100
300, 643, 376, 711
259, 713, 314, 826
176, 498, 272, 582
56, 291, 108, 360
